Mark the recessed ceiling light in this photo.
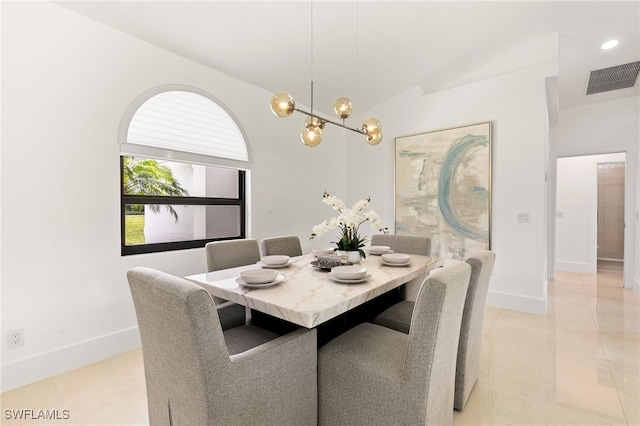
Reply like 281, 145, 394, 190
601, 39, 619, 50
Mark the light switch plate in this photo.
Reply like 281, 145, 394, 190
517, 212, 531, 223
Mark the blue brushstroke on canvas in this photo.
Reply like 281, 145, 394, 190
437, 134, 489, 240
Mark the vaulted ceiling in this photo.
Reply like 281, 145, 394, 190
57, 1, 640, 114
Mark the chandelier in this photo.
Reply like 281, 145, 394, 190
269, 86, 382, 147
268, 1, 382, 148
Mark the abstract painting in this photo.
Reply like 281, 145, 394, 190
395, 122, 491, 260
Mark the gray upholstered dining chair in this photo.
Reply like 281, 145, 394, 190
370, 234, 431, 256
260, 235, 303, 257
204, 239, 262, 329
128, 267, 318, 426
205, 238, 261, 271
370, 234, 431, 301
318, 261, 471, 426
374, 250, 496, 411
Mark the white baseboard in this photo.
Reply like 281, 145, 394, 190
634, 277, 640, 295
555, 260, 595, 274
1, 327, 141, 392
486, 289, 547, 315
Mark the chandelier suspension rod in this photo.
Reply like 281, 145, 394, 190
310, 80, 314, 119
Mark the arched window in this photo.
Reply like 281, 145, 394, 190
120, 87, 249, 255
127, 90, 248, 161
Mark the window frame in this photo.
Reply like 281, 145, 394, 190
120, 157, 247, 255
119, 85, 250, 256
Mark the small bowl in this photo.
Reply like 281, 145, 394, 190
381, 253, 411, 264
368, 245, 391, 254
261, 255, 290, 266
312, 247, 335, 256
331, 265, 367, 280
240, 268, 278, 284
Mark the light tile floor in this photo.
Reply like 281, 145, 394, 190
1, 269, 638, 425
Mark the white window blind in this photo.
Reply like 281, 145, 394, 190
127, 91, 248, 161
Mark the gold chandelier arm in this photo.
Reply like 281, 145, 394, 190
294, 108, 366, 136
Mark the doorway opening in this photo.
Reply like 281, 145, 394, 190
555, 152, 626, 281
597, 161, 625, 274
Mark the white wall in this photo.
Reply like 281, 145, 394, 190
346, 60, 557, 315
637, 114, 640, 294
555, 153, 626, 274
1, 2, 345, 391
550, 98, 638, 291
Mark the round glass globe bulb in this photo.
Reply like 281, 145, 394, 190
333, 97, 353, 119
270, 92, 295, 118
367, 132, 383, 145
301, 127, 322, 147
304, 115, 325, 130
363, 118, 382, 136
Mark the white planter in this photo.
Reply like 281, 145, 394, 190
337, 250, 362, 264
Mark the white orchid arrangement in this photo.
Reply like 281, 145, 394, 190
310, 191, 389, 258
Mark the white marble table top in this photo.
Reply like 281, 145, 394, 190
185, 253, 442, 328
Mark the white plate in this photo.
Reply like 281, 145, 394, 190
312, 247, 335, 256
260, 255, 290, 266
327, 272, 371, 284
236, 274, 285, 288
257, 260, 294, 268
380, 260, 411, 267
332, 265, 368, 280
366, 249, 394, 255
366, 246, 392, 255
381, 253, 411, 264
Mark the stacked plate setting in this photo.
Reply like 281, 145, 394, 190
327, 265, 370, 284
367, 245, 392, 255
312, 247, 335, 257
237, 269, 284, 288
380, 253, 411, 266
258, 255, 291, 268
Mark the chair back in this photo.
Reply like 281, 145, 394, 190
370, 234, 431, 256
260, 235, 303, 257
372, 234, 432, 301
205, 239, 261, 272
403, 261, 471, 425
128, 267, 230, 425
455, 250, 496, 410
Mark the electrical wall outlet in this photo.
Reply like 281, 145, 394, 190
7, 329, 24, 349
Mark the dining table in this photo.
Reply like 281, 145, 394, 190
186, 252, 442, 329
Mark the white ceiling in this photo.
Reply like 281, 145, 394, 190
57, 1, 640, 114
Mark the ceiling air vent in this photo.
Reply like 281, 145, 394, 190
586, 61, 640, 95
